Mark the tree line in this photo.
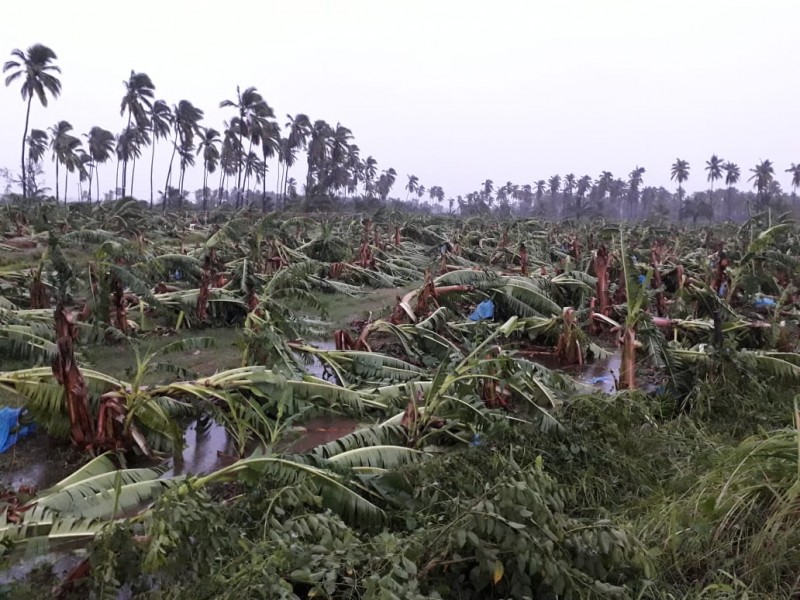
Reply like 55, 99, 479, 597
4, 44, 800, 221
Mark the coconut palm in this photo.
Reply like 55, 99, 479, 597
127, 125, 150, 197
723, 161, 740, 219
548, 174, 561, 216
197, 127, 221, 211
258, 120, 280, 211
534, 180, 546, 209
3, 44, 62, 199
362, 156, 378, 198
575, 175, 591, 219
705, 155, 724, 210
670, 158, 690, 206
627, 167, 645, 219
164, 100, 204, 209
405, 174, 419, 201
119, 71, 154, 198
115, 127, 145, 200
785, 163, 800, 208
148, 100, 172, 208
177, 141, 196, 204
281, 113, 311, 205
749, 159, 775, 208
220, 86, 270, 207
377, 168, 397, 202
482, 179, 494, 201
49, 120, 80, 203
27, 129, 49, 167
563, 173, 576, 201
84, 126, 114, 203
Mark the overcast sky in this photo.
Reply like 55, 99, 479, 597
1, 0, 797, 202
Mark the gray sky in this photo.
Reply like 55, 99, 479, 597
1, 0, 798, 202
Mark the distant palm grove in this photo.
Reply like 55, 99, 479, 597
4, 43, 800, 221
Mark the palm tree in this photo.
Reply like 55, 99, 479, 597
119, 71, 155, 198
85, 126, 114, 203
705, 154, 724, 211
25, 128, 48, 198
3, 44, 62, 199
281, 114, 311, 205
49, 120, 79, 203
197, 127, 221, 211
534, 180, 546, 209
723, 161, 740, 219
177, 142, 196, 204
164, 100, 203, 209
26, 129, 48, 166
547, 174, 561, 216
115, 127, 143, 199
670, 159, 690, 207
148, 100, 172, 208
377, 168, 397, 202
362, 156, 378, 198
563, 174, 576, 202
627, 167, 645, 219
127, 125, 150, 197
220, 86, 270, 207
405, 174, 419, 201
258, 120, 280, 211
749, 159, 775, 208
575, 175, 591, 219
785, 163, 800, 209
482, 179, 494, 202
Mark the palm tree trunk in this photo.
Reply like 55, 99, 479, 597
149, 137, 157, 209
275, 160, 282, 208
178, 165, 185, 207
262, 151, 268, 212
87, 167, 93, 203
64, 169, 69, 206
164, 132, 179, 211
96, 167, 101, 205
114, 158, 120, 200
121, 112, 131, 198
20, 95, 33, 199
282, 162, 291, 208
130, 156, 137, 199
55, 159, 60, 203
203, 162, 208, 211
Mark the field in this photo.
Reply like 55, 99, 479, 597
2, 200, 800, 599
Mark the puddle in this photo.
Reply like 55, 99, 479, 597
568, 351, 622, 393
0, 550, 86, 586
162, 418, 238, 478
0, 432, 83, 492
282, 416, 359, 454
299, 339, 337, 381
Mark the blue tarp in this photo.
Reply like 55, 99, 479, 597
468, 299, 495, 322
0, 407, 35, 453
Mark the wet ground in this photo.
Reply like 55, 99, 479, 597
0, 432, 86, 492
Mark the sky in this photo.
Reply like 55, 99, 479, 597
0, 0, 797, 202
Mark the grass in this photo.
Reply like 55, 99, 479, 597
314, 282, 420, 334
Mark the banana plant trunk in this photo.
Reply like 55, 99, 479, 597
53, 303, 94, 448
618, 326, 639, 390
594, 244, 611, 315
111, 276, 128, 334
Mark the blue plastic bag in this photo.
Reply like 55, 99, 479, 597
0, 407, 36, 453
468, 299, 495, 322
754, 295, 776, 308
